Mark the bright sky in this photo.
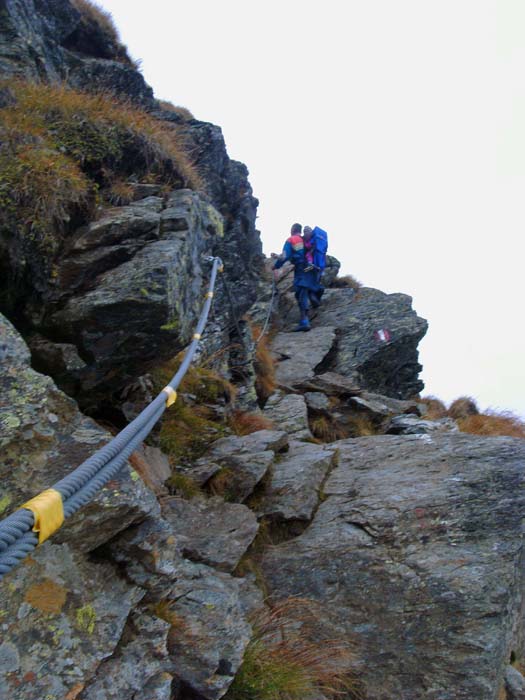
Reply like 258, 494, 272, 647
99, 0, 524, 417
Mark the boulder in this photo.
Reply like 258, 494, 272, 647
111, 517, 260, 700
506, 666, 525, 700
0, 542, 144, 700
387, 414, 459, 435
262, 433, 525, 700
0, 314, 159, 553
161, 496, 259, 573
264, 391, 312, 439
309, 287, 428, 399
271, 326, 336, 387
203, 430, 289, 501
256, 442, 337, 523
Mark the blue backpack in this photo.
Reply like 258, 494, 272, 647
311, 226, 328, 271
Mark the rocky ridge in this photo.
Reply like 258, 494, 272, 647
0, 2, 524, 700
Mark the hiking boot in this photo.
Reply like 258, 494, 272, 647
293, 319, 311, 332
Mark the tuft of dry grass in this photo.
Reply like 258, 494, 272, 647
250, 322, 278, 403
310, 416, 348, 443
225, 598, 361, 700
457, 411, 525, 438
229, 411, 275, 436
158, 100, 195, 121
448, 396, 479, 420
330, 274, 362, 290
107, 178, 135, 205
0, 79, 203, 248
168, 472, 201, 499
150, 354, 236, 466
419, 396, 448, 420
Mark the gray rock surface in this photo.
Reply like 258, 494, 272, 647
40, 191, 220, 410
307, 287, 428, 398
271, 326, 336, 386
256, 442, 337, 522
264, 391, 312, 439
262, 433, 525, 700
203, 429, 289, 501
111, 517, 260, 700
506, 665, 525, 700
387, 414, 459, 435
161, 496, 259, 572
78, 610, 172, 700
0, 543, 144, 700
0, 314, 159, 552
294, 371, 362, 396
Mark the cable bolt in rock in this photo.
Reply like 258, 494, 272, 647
162, 386, 178, 407
20, 489, 64, 544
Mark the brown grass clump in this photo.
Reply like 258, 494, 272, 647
0, 80, 203, 250
151, 354, 236, 465
448, 396, 479, 420
250, 322, 277, 403
457, 411, 525, 438
229, 411, 274, 436
158, 100, 195, 121
330, 274, 362, 290
419, 396, 448, 420
168, 472, 201, 499
107, 178, 135, 205
225, 598, 361, 700
310, 416, 348, 443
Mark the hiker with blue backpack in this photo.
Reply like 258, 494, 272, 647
272, 223, 328, 332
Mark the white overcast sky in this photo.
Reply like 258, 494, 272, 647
99, 0, 524, 417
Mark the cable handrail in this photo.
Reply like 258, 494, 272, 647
0, 257, 223, 581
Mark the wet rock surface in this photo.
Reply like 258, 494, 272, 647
262, 433, 525, 700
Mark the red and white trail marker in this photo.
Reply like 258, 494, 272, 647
374, 329, 391, 343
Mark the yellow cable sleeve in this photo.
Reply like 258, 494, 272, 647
193, 333, 202, 340
162, 386, 177, 407
205, 291, 214, 299
20, 489, 64, 545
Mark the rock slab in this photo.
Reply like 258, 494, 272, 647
263, 433, 525, 700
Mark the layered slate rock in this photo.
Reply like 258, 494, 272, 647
255, 442, 337, 523
161, 496, 259, 573
37, 191, 221, 410
111, 517, 261, 700
271, 326, 336, 387
302, 287, 428, 399
263, 391, 312, 439
0, 543, 146, 700
203, 430, 289, 501
262, 433, 525, 700
0, 314, 159, 552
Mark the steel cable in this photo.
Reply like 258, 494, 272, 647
0, 257, 222, 581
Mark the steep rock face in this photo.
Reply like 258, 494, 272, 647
271, 278, 427, 399
0, 0, 154, 103
26, 191, 222, 410
262, 433, 525, 700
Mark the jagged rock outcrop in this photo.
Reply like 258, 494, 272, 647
262, 433, 525, 700
272, 277, 427, 399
